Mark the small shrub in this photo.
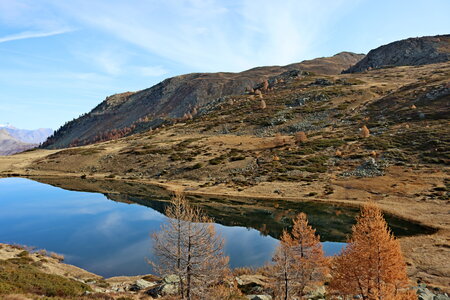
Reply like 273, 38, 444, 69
17, 251, 29, 258
294, 131, 308, 143
361, 125, 370, 138
50, 252, 64, 262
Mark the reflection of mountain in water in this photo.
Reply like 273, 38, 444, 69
30, 176, 435, 243
105, 193, 433, 242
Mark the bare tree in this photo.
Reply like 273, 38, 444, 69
151, 193, 229, 299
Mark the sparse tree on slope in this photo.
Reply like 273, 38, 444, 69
330, 202, 412, 300
151, 193, 229, 300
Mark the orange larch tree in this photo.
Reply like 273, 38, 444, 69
330, 202, 412, 300
272, 213, 328, 300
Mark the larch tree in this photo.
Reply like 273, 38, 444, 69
294, 131, 308, 144
262, 79, 269, 91
330, 202, 412, 300
151, 193, 230, 300
361, 125, 370, 138
272, 213, 328, 300
272, 231, 297, 300
260, 99, 267, 109
290, 213, 328, 295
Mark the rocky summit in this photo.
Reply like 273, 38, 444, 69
344, 34, 450, 73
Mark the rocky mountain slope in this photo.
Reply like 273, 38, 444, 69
0, 126, 53, 144
0, 129, 37, 155
42, 52, 363, 149
344, 34, 450, 73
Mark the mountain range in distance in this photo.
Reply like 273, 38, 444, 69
0, 125, 53, 155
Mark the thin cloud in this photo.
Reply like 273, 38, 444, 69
0, 28, 74, 43
136, 66, 169, 77
50, 0, 357, 72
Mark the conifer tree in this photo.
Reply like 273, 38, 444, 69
261, 99, 267, 109
294, 131, 308, 143
330, 202, 411, 300
361, 125, 370, 138
272, 213, 327, 299
151, 193, 229, 299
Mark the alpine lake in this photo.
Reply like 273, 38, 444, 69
0, 177, 434, 278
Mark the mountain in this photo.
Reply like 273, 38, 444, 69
0, 126, 53, 144
0, 129, 37, 155
42, 52, 364, 149
344, 34, 450, 73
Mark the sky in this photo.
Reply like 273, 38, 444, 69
0, 0, 449, 130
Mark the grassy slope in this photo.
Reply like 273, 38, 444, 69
0, 62, 449, 291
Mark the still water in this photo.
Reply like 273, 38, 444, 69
0, 177, 432, 278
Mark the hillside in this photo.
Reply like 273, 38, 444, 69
344, 34, 450, 73
1, 59, 449, 290
42, 52, 364, 149
0, 129, 37, 155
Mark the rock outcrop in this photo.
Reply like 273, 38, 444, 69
344, 34, 450, 73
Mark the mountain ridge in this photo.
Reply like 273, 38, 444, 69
42, 52, 364, 149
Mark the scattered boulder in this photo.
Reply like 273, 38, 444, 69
246, 295, 273, 300
415, 284, 450, 300
342, 158, 388, 177
236, 274, 271, 295
146, 275, 180, 298
310, 78, 334, 86
129, 278, 156, 291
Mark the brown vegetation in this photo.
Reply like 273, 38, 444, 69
331, 202, 413, 300
272, 213, 327, 299
361, 125, 370, 138
294, 131, 308, 144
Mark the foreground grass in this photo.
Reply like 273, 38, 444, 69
0, 254, 90, 298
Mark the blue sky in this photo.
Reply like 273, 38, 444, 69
0, 0, 449, 130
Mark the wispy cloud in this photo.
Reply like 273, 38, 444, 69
136, 66, 169, 77
0, 28, 74, 43
49, 0, 358, 72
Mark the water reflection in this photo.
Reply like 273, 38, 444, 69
0, 177, 433, 278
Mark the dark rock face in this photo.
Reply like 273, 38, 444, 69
344, 35, 450, 73
42, 53, 363, 149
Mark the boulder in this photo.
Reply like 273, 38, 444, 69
146, 274, 180, 298
417, 286, 436, 300
246, 295, 272, 300
236, 274, 271, 295
129, 278, 155, 291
